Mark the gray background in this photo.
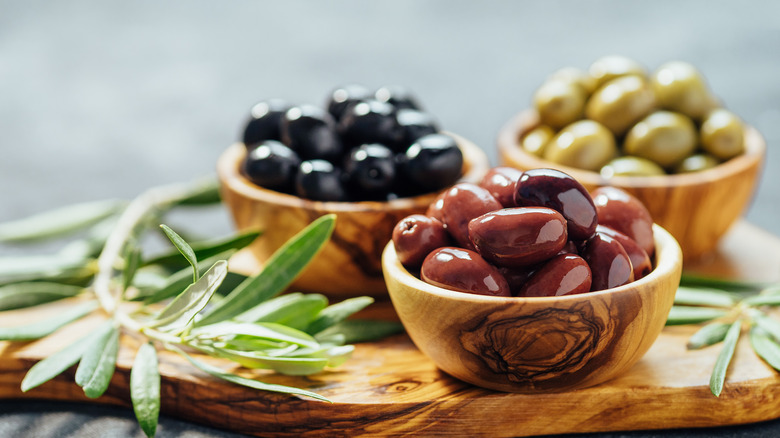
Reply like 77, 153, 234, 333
1, 1, 779, 437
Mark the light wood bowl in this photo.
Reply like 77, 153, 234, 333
217, 133, 490, 299
497, 110, 765, 262
383, 224, 682, 393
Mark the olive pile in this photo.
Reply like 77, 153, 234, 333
240, 85, 463, 202
392, 167, 656, 297
524, 56, 746, 177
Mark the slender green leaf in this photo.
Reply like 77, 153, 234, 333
57, 216, 118, 260
20, 321, 114, 392
76, 327, 120, 398
166, 178, 221, 206
235, 293, 328, 330
687, 322, 731, 350
189, 321, 318, 349
710, 319, 742, 397
0, 255, 90, 285
0, 301, 99, 341
751, 311, 780, 342
674, 286, 736, 308
743, 294, 780, 307
314, 319, 405, 344
122, 246, 143, 292
159, 225, 199, 282
749, 327, 780, 372
0, 282, 84, 311
666, 306, 729, 326
680, 272, 768, 292
142, 230, 260, 271
140, 250, 237, 304
217, 338, 290, 352
306, 296, 374, 335
169, 346, 331, 402
0, 199, 125, 243
131, 342, 160, 438
760, 285, 780, 296
204, 346, 329, 375
196, 215, 335, 326
147, 261, 228, 333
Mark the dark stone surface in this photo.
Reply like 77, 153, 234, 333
1, 0, 779, 436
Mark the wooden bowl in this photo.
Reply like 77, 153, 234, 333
382, 224, 682, 393
217, 133, 490, 299
497, 110, 765, 261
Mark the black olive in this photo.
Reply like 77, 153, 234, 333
241, 140, 301, 193
326, 84, 372, 122
344, 144, 396, 200
241, 99, 291, 148
280, 104, 344, 163
401, 134, 463, 194
295, 160, 349, 202
375, 85, 422, 111
338, 100, 403, 148
395, 108, 439, 150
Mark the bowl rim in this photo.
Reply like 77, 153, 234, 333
217, 131, 490, 213
497, 109, 766, 189
382, 223, 682, 304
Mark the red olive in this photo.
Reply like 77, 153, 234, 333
514, 168, 598, 241
440, 183, 503, 250
558, 240, 579, 255
468, 207, 568, 268
581, 232, 634, 291
425, 191, 446, 222
518, 254, 592, 297
591, 186, 655, 257
498, 265, 538, 296
421, 247, 511, 297
479, 166, 523, 208
596, 225, 652, 280
392, 215, 451, 269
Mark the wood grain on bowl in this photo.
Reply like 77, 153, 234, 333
497, 110, 765, 262
218, 133, 489, 298
383, 224, 682, 393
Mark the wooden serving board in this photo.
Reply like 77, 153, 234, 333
2, 221, 780, 437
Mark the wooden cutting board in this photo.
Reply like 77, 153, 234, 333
1, 221, 780, 437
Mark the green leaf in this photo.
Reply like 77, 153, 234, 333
140, 250, 237, 304
142, 229, 260, 271
743, 294, 780, 307
0, 282, 84, 311
0, 255, 91, 286
166, 178, 221, 206
665, 306, 729, 326
131, 342, 161, 438
680, 272, 769, 292
159, 224, 199, 283
0, 199, 125, 243
189, 321, 319, 349
204, 346, 330, 375
314, 319, 405, 344
0, 301, 99, 341
76, 326, 120, 398
169, 345, 331, 402
20, 321, 114, 392
749, 327, 780, 372
147, 261, 228, 333
687, 322, 731, 350
196, 215, 335, 326
306, 296, 374, 335
57, 216, 118, 260
750, 311, 780, 342
710, 319, 742, 397
122, 246, 143, 292
235, 293, 328, 330
674, 286, 736, 308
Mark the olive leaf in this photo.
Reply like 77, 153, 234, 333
750, 310, 780, 342
159, 225, 199, 282
234, 293, 329, 330
131, 342, 161, 438
306, 296, 374, 335
742, 294, 780, 307
122, 245, 143, 293
165, 177, 221, 207
189, 321, 319, 349
140, 250, 237, 304
680, 272, 769, 292
710, 319, 742, 397
21, 321, 114, 392
750, 326, 780, 372
0, 282, 84, 311
76, 326, 120, 398
666, 306, 729, 326
142, 229, 260, 271
687, 321, 731, 350
0, 199, 125, 243
314, 319, 405, 344
147, 260, 228, 333
196, 215, 335, 326
201, 345, 330, 375
0, 255, 92, 286
674, 286, 736, 308
0, 301, 99, 341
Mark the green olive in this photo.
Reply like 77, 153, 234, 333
521, 125, 555, 157
651, 61, 718, 120
544, 120, 617, 171
585, 75, 656, 136
548, 67, 597, 95
673, 153, 721, 174
700, 109, 745, 160
624, 111, 698, 168
534, 79, 587, 130
588, 55, 647, 89
600, 156, 666, 178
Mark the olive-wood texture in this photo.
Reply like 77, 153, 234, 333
217, 133, 490, 299
497, 110, 765, 262
1, 222, 780, 437
384, 224, 682, 393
